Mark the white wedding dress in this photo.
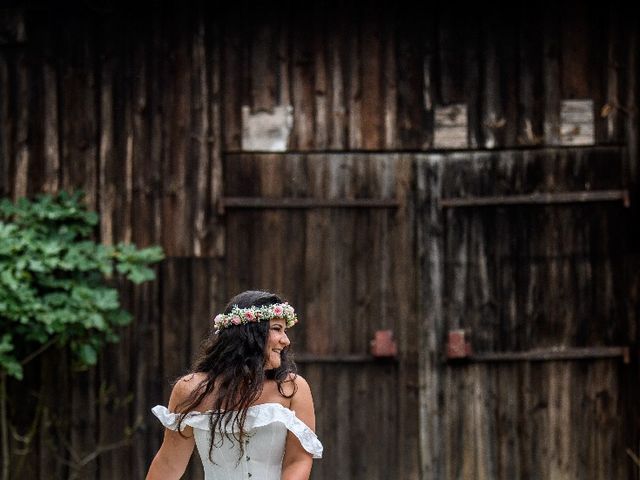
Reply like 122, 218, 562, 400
152, 402, 323, 480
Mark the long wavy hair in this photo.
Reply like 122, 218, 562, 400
175, 290, 297, 462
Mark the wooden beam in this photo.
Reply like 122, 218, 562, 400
218, 197, 400, 213
447, 346, 630, 364
439, 189, 630, 208
293, 354, 391, 363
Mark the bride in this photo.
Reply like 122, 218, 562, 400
146, 290, 323, 480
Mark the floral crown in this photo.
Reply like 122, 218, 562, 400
213, 302, 298, 334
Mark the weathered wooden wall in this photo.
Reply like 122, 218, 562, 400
222, 2, 636, 154
0, 1, 638, 479
418, 146, 639, 479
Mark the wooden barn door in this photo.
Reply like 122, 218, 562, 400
222, 153, 419, 480
418, 147, 638, 480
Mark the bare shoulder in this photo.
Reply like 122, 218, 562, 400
287, 374, 313, 405
168, 372, 207, 412
279, 372, 311, 399
290, 373, 312, 394
287, 374, 316, 430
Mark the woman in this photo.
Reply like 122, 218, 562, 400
146, 290, 323, 480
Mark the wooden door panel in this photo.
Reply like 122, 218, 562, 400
418, 146, 636, 479
224, 153, 418, 479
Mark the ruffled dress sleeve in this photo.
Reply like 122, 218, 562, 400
245, 403, 323, 459
151, 405, 212, 432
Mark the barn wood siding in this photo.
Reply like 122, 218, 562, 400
0, 2, 638, 479
417, 146, 637, 480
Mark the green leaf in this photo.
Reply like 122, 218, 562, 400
78, 344, 97, 365
93, 289, 119, 310
0, 335, 23, 380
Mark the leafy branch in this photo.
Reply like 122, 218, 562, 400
0, 191, 164, 479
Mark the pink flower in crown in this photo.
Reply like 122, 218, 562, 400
284, 304, 295, 316
231, 315, 242, 325
213, 314, 224, 326
272, 305, 284, 317
244, 311, 255, 321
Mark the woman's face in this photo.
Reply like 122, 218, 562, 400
265, 318, 290, 370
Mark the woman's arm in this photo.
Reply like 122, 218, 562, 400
281, 375, 316, 480
145, 377, 197, 480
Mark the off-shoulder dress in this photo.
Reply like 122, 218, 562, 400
152, 402, 323, 480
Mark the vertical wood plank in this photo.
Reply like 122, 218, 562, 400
360, 5, 383, 149
39, 349, 70, 479
221, 9, 243, 151
57, 15, 99, 479
97, 13, 138, 478
481, 8, 519, 149
436, 6, 466, 105
625, 24, 638, 183
587, 4, 608, 144
131, 276, 162, 478
208, 17, 225, 260
192, 13, 211, 258
560, 0, 590, 99
97, 281, 133, 480
42, 24, 60, 193
312, 3, 328, 150
396, 15, 431, 149
249, 14, 277, 113
346, 13, 362, 150
382, 11, 398, 150
13, 46, 28, 199
128, 27, 163, 480
326, 7, 347, 150
390, 154, 419, 479
481, 13, 505, 149
0, 47, 10, 197
160, 258, 193, 400
161, 9, 191, 256
517, 7, 544, 146
23, 18, 45, 196
290, 9, 315, 150
131, 11, 161, 250
604, 8, 624, 144
98, 15, 120, 246
543, 4, 562, 145
60, 21, 97, 207
464, 17, 482, 149
417, 154, 444, 480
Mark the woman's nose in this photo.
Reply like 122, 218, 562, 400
281, 333, 290, 346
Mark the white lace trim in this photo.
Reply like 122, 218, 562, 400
151, 403, 323, 459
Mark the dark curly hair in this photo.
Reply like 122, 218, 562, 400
174, 290, 297, 462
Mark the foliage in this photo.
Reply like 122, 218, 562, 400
0, 191, 164, 380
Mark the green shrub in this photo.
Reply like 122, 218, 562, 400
0, 191, 164, 380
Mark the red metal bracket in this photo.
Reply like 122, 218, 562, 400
370, 330, 398, 358
446, 330, 473, 359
